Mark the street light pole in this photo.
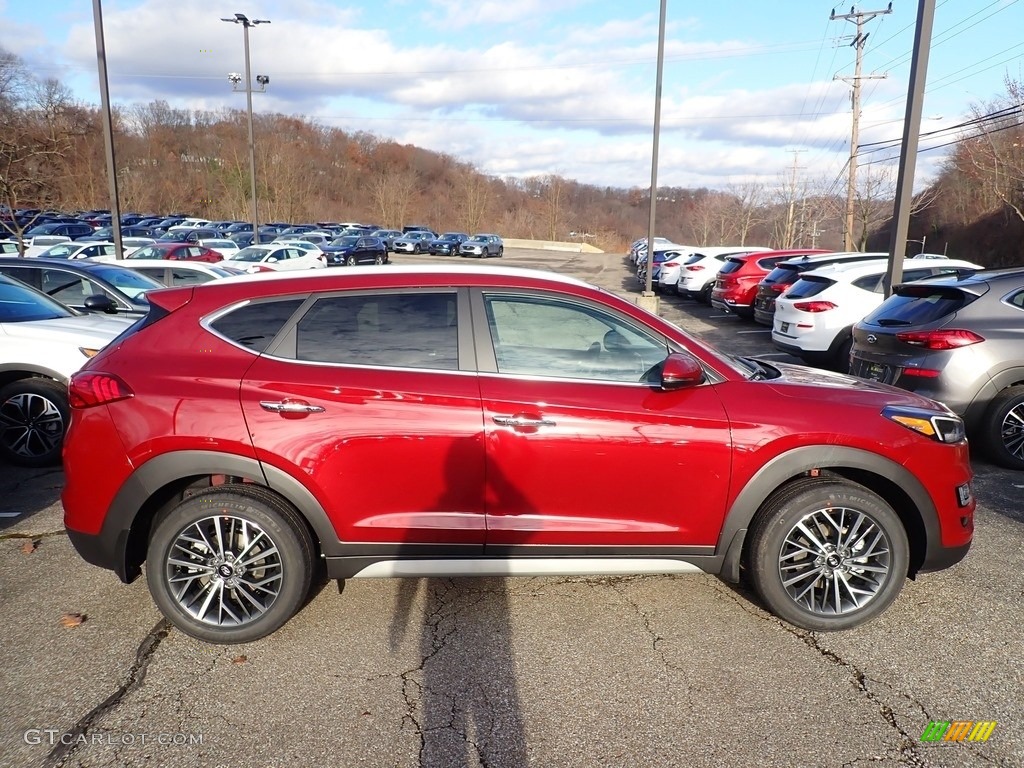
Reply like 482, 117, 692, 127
221, 13, 269, 243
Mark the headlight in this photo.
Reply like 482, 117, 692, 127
883, 406, 966, 444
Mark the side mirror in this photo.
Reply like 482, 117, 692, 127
267, 256, 279, 263
659, 351, 704, 390
83, 294, 119, 314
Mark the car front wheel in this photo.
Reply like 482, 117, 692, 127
980, 385, 1024, 470
746, 478, 909, 631
146, 486, 315, 644
0, 377, 69, 467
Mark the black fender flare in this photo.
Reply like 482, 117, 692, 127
715, 444, 939, 581
100, 451, 340, 582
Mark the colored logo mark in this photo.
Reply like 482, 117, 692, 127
921, 721, 996, 742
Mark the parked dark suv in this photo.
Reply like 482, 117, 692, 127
850, 267, 1024, 470
63, 266, 974, 643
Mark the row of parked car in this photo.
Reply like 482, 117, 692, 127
629, 237, 1024, 470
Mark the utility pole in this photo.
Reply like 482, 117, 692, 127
832, 3, 891, 251
784, 149, 806, 249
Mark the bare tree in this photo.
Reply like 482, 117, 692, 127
957, 76, 1024, 223
369, 166, 420, 228
0, 51, 77, 249
453, 165, 492, 234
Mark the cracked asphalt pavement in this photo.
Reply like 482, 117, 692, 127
1, 249, 1022, 768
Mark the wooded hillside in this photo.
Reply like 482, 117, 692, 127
2, 48, 1022, 263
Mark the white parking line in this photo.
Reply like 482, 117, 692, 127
756, 352, 795, 358
708, 314, 732, 319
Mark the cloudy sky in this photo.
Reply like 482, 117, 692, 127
4, 1, 1022, 193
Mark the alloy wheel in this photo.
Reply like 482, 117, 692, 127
0, 392, 64, 460
1001, 402, 1024, 461
777, 506, 892, 616
164, 515, 284, 627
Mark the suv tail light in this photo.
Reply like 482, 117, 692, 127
685, 265, 705, 272
793, 301, 836, 313
896, 329, 985, 350
663, 261, 679, 267
770, 283, 790, 292
69, 372, 134, 409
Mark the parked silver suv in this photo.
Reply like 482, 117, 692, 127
850, 267, 1024, 469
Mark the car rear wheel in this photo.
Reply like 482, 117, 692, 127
980, 385, 1024, 470
374, 254, 384, 264
0, 378, 69, 467
146, 486, 315, 644
698, 282, 714, 303
747, 478, 908, 631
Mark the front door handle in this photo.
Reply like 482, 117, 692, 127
492, 415, 556, 428
259, 400, 325, 414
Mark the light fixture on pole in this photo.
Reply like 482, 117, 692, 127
221, 12, 270, 243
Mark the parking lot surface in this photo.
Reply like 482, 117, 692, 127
1, 248, 1021, 768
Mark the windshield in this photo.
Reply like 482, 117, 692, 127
159, 230, 191, 242
231, 248, 271, 262
39, 244, 78, 259
469, 236, 488, 243
330, 236, 360, 246
0, 275, 77, 322
90, 266, 164, 304
128, 246, 172, 259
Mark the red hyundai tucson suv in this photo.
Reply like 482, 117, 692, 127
62, 266, 975, 643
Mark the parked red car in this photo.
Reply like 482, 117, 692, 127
711, 249, 829, 318
126, 242, 222, 263
63, 266, 974, 643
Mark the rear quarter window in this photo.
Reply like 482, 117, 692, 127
209, 298, 305, 352
718, 259, 744, 275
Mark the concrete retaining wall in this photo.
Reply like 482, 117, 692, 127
504, 238, 604, 254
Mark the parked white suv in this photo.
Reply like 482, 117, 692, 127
772, 257, 982, 370
0, 274, 133, 466
675, 246, 770, 301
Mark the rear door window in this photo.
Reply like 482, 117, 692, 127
294, 292, 459, 370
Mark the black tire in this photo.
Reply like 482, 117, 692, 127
746, 478, 909, 631
374, 254, 384, 265
346, 255, 357, 266
834, 336, 853, 374
497, 246, 503, 257
146, 485, 315, 644
699, 282, 714, 304
0, 377, 69, 467
979, 385, 1024, 470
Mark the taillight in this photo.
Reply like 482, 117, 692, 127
895, 329, 984, 350
770, 283, 789, 292
686, 265, 705, 272
664, 261, 679, 267
69, 372, 133, 409
793, 301, 836, 312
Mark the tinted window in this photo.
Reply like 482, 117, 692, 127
210, 298, 305, 352
483, 294, 666, 382
40, 270, 106, 306
762, 265, 801, 286
863, 285, 974, 326
853, 273, 885, 293
295, 292, 458, 370
90, 266, 163, 303
0, 275, 75, 322
718, 258, 745, 275
786, 275, 835, 299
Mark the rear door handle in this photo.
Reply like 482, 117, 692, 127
259, 400, 325, 414
492, 415, 556, 428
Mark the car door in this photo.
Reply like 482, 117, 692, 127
473, 289, 733, 549
36, 267, 130, 314
238, 289, 486, 547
